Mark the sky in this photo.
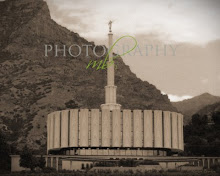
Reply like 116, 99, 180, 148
45, 0, 220, 101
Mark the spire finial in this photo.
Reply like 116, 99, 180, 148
108, 20, 113, 32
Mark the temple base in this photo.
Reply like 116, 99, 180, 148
101, 103, 121, 111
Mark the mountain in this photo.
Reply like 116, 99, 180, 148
197, 101, 220, 117
0, 0, 176, 152
172, 93, 220, 124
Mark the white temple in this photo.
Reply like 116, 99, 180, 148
46, 22, 184, 158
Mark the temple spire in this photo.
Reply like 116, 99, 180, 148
101, 21, 121, 111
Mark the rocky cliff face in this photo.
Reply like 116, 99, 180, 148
0, 0, 176, 152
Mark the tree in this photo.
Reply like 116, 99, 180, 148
20, 145, 37, 171
184, 112, 220, 156
212, 111, 220, 125
0, 132, 11, 171
191, 114, 200, 126
65, 100, 78, 109
191, 114, 207, 126
37, 155, 46, 169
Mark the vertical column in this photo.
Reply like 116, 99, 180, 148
104, 31, 116, 105
70, 161, 73, 170
123, 110, 132, 147
202, 159, 205, 167
69, 109, 78, 147
154, 110, 163, 147
79, 109, 89, 147
91, 109, 100, 147
112, 109, 121, 147
144, 110, 153, 147
163, 111, 171, 148
133, 110, 142, 147
54, 111, 61, 148
102, 109, 111, 147
178, 113, 182, 150
56, 157, 59, 171
181, 114, 184, 150
51, 157, 53, 168
208, 159, 210, 169
45, 156, 48, 167
107, 32, 114, 86
49, 113, 54, 149
105, 86, 117, 104
61, 110, 69, 148
171, 112, 178, 149
47, 113, 51, 151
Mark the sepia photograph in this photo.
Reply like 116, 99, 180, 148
0, 0, 220, 175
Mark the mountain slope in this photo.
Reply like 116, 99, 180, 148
172, 93, 220, 124
197, 101, 220, 117
0, 0, 176, 152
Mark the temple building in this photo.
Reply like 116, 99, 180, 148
47, 23, 184, 159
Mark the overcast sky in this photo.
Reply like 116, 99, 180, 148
45, 0, 220, 101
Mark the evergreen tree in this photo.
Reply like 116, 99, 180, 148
20, 145, 37, 171
0, 132, 11, 171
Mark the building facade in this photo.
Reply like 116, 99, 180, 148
47, 109, 184, 156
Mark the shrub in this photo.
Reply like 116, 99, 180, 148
211, 163, 220, 173
167, 169, 179, 172
37, 155, 46, 169
42, 166, 57, 173
118, 159, 137, 167
139, 159, 159, 165
65, 100, 78, 109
